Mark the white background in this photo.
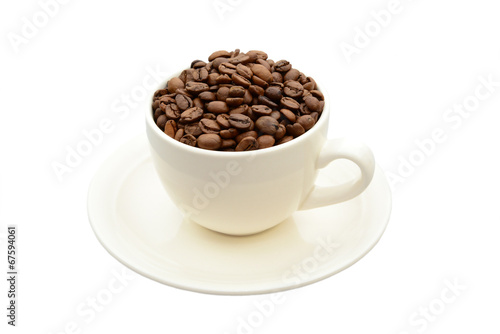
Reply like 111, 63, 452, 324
1, 0, 499, 333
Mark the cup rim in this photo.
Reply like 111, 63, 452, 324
146, 71, 331, 158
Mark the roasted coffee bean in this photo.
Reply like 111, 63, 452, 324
277, 135, 293, 145
270, 110, 281, 120
283, 69, 300, 81
184, 123, 203, 136
275, 124, 286, 140
216, 86, 230, 101
247, 50, 268, 60
229, 114, 252, 130
297, 115, 315, 131
199, 118, 221, 134
230, 104, 249, 115
193, 67, 209, 82
256, 116, 280, 135
175, 94, 193, 111
303, 77, 317, 91
159, 95, 175, 104
179, 69, 195, 83
191, 60, 206, 68
219, 62, 237, 75
164, 103, 181, 120
249, 85, 265, 96
258, 95, 278, 108
236, 64, 253, 79
198, 91, 217, 101
257, 135, 275, 149
243, 90, 253, 104
274, 60, 292, 72
283, 81, 304, 98
208, 50, 231, 61
280, 108, 296, 123
232, 73, 251, 88
221, 139, 236, 149
271, 72, 283, 83
286, 123, 305, 137
203, 113, 216, 120
156, 114, 167, 130
207, 101, 229, 114
164, 120, 177, 138
251, 64, 273, 83
229, 53, 250, 65
154, 89, 169, 97
310, 90, 324, 100
220, 128, 238, 139
167, 77, 185, 93
197, 134, 222, 150
304, 95, 321, 112
226, 97, 244, 107
235, 137, 259, 151
174, 128, 185, 141
256, 58, 271, 71
236, 130, 258, 143
251, 75, 269, 88
228, 85, 246, 97
216, 74, 232, 84
180, 134, 197, 146
310, 112, 319, 123
193, 97, 204, 109
280, 97, 300, 110
216, 114, 231, 128
251, 105, 272, 117
207, 72, 219, 85
152, 100, 160, 110
185, 81, 209, 94
180, 107, 204, 123
265, 86, 282, 101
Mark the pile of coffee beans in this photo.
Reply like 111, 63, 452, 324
152, 49, 325, 151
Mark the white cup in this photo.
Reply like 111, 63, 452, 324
146, 74, 375, 236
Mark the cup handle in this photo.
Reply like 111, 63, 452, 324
299, 138, 376, 210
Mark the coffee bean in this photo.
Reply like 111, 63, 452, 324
219, 62, 237, 75
236, 130, 258, 143
191, 59, 206, 68
220, 128, 238, 139
193, 97, 204, 109
207, 72, 219, 85
156, 114, 167, 130
229, 53, 250, 65
199, 118, 221, 134
153, 108, 164, 121
243, 90, 253, 104
274, 60, 292, 72
280, 108, 296, 122
271, 72, 283, 83
265, 86, 282, 101
159, 95, 175, 104
310, 112, 319, 123
247, 50, 268, 60
251, 64, 273, 83
280, 97, 300, 110
226, 97, 244, 107
255, 116, 280, 135
283, 81, 304, 98
228, 86, 246, 97
229, 114, 252, 130
203, 113, 216, 120
197, 134, 222, 150
275, 124, 286, 140
252, 75, 269, 88
310, 90, 324, 100
193, 67, 209, 82
221, 139, 236, 149
235, 137, 259, 151
286, 123, 305, 137
207, 101, 229, 114
251, 105, 272, 117
229, 104, 249, 115
184, 123, 203, 136
164, 120, 177, 138
175, 94, 193, 111
256, 59, 271, 71
167, 77, 185, 93
215, 74, 232, 84
277, 135, 293, 145
236, 64, 253, 79
216, 114, 230, 128
198, 91, 217, 101
185, 81, 209, 94
270, 110, 281, 120
208, 50, 231, 61
180, 107, 204, 123
180, 134, 197, 146
164, 103, 181, 120
174, 128, 184, 141
257, 95, 278, 108
257, 135, 275, 149
232, 73, 251, 88
297, 115, 315, 131
216, 86, 230, 101
179, 69, 195, 83
304, 95, 321, 112
283, 69, 300, 81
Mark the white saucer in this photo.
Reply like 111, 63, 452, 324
88, 135, 392, 295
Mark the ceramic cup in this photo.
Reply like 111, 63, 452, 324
146, 73, 376, 236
